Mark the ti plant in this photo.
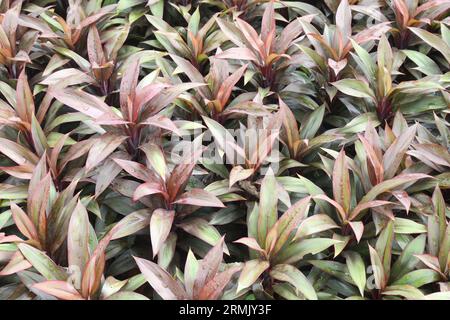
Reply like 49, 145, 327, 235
215, 2, 312, 90
134, 237, 241, 300
233, 173, 339, 300
332, 35, 447, 122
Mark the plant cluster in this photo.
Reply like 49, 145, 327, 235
0, 0, 449, 300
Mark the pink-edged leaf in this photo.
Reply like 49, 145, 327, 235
0, 165, 34, 180
333, 149, 351, 215
261, 1, 276, 45
0, 137, 39, 167
133, 182, 166, 201
193, 237, 225, 299
150, 209, 175, 257
173, 188, 225, 208
49, 87, 124, 122
352, 22, 392, 46
86, 134, 127, 171
67, 201, 90, 273
272, 196, 312, 255
235, 18, 264, 57
349, 200, 393, 221
41, 68, 95, 87
234, 237, 265, 253
77, 4, 118, 30
16, 70, 34, 123
358, 133, 384, 185
198, 265, 242, 300
313, 194, 347, 222
360, 174, 430, 204
392, 191, 411, 213
295, 214, 340, 240
415, 0, 450, 16
216, 64, 247, 109
177, 218, 228, 254
215, 47, 259, 62
369, 245, 386, 290
237, 259, 270, 292
81, 232, 113, 298
18, 243, 67, 281
257, 170, 278, 246
134, 83, 170, 117
393, 0, 410, 27
33, 281, 84, 300
0, 234, 23, 243
348, 221, 364, 243
113, 158, 159, 182
10, 202, 38, 241
229, 166, 254, 188
0, 251, 32, 276
336, 0, 352, 42
110, 209, 152, 240
142, 114, 182, 136
134, 256, 188, 300
120, 56, 140, 116
166, 144, 203, 202
415, 254, 444, 275
87, 25, 105, 66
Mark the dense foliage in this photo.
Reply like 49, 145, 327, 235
0, 0, 449, 300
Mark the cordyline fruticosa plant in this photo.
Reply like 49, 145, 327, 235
0, 0, 450, 300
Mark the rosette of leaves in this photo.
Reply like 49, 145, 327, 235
20, 3, 118, 51
47, 56, 198, 159
215, 1, 314, 91
201, 107, 284, 196
0, 3, 39, 78
332, 35, 447, 122
297, 0, 391, 104
112, 139, 227, 264
306, 117, 431, 249
387, 0, 450, 49
232, 171, 343, 300
1, 200, 151, 300
134, 237, 242, 300
145, 8, 225, 70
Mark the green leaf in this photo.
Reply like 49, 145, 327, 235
332, 79, 375, 99
332, 149, 351, 215
309, 260, 354, 284
105, 292, 149, 300
134, 257, 187, 300
369, 245, 385, 290
150, 209, 175, 258
275, 238, 341, 265
390, 234, 426, 281
270, 264, 317, 300
343, 251, 366, 296
394, 218, 427, 234
67, 201, 90, 274
141, 143, 167, 181
382, 285, 424, 300
393, 269, 441, 288
177, 218, 229, 254
402, 50, 441, 76
237, 259, 270, 293
257, 171, 278, 247
409, 27, 450, 64
110, 209, 152, 240
360, 174, 429, 206
294, 214, 339, 239
438, 224, 450, 272
18, 243, 67, 281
